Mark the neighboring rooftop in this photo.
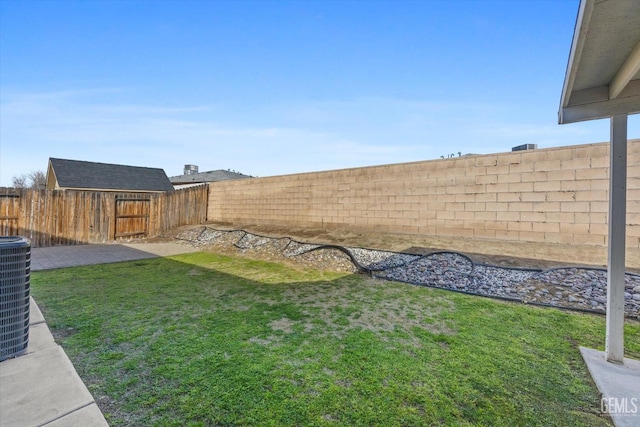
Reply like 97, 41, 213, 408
170, 169, 252, 185
46, 158, 174, 192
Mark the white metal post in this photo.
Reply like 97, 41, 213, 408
605, 113, 627, 363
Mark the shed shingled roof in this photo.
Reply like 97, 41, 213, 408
49, 158, 174, 192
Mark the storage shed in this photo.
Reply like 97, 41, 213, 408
46, 158, 174, 193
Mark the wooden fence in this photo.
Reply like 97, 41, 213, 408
0, 185, 208, 247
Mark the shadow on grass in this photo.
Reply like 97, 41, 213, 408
30, 251, 636, 427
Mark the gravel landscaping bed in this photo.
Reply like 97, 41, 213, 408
176, 226, 640, 318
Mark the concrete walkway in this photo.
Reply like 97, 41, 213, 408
0, 242, 200, 427
581, 347, 640, 427
30, 241, 200, 271
0, 298, 108, 426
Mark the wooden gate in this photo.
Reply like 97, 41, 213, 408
114, 196, 151, 239
0, 190, 20, 236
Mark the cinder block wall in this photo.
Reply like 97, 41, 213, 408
208, 140, 640, 249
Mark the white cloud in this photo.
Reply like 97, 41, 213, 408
2, 88, 636, 186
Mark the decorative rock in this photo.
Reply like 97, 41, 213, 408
177, 227, 640, 318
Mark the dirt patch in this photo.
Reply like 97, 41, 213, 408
278, 277, 455, 340
248, 336, 278, 346
269, 318, 295, 334
293, 248, 358, 273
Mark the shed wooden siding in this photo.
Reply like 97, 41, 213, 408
0, 185, 208, 247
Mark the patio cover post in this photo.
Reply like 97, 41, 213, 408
605, 113, 627, 363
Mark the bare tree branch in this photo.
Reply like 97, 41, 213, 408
11, 174, 28, 188
12, 170, 46, 189
29, 170, 46, 190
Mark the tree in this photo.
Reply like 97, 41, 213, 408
11, 174, 28, 188
12, 170, 46, 189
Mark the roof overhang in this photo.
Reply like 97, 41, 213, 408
559, 0, 640, 124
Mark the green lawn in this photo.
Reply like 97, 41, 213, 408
30, 252, 640, 426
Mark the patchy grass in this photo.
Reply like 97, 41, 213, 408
30, 252, 639, 426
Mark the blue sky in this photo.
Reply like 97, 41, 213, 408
1, 0, 638, 185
